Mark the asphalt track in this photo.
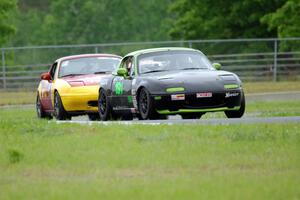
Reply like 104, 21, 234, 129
56, 91, 300, 125
2, 91, 300, 125
56, 116, 300, 125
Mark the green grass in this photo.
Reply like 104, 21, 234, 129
243, 81, 300, 94
202, 100, 300, 118
0, 90, 36, 105
0, 81, 299, 105
0, 107, 300, 200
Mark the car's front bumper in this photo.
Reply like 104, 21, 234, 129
152, 89, 243, 114
60, 85, 99, 112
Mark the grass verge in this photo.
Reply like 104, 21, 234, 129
202, 100, 300, 118
0, 107, 299, 200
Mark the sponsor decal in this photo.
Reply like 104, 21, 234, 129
171, 94, 185, 101
225, 92, 239, 98
41, 90, 50, 98
196, 92, 212, 98
115, 81, 124, 95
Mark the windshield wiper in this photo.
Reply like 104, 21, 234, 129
182, 67, 207, 70
60, 73, 85, 77
142, 69, 167, 74
94, 71, 110, 74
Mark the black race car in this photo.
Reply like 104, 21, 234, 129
98, 47, 245, 120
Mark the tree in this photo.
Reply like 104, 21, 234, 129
262, 0, 300, 38
261, 0, 300, 51
11, 0, 172, 46
0, 0, 17, 46
169, 0, 286, 40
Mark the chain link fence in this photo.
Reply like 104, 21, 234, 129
1, 38, 300, 90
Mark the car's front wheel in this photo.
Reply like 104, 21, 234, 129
98, 89, 115, 121
36, 94, 52, 119
54, 91, 71, 120
138, 88, 158, 120
224, 92, 245, 118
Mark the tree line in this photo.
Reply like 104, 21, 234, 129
1, 0, 300, 47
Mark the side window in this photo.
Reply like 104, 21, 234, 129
119, 59, 127, 69
129, 60, 135, 76
120, 56, 134, 76
49, 63, 57, 80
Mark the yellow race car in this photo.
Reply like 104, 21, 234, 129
36, 54, 121, 120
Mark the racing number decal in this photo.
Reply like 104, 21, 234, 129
115, 81, 124, 95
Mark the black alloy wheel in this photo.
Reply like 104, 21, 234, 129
98, 89, 115, 121
138, 88, 158, 120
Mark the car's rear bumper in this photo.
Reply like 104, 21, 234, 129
152, 89, 243, 114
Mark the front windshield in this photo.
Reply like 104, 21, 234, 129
138, 50, 213, 74
59, 56, 121, 77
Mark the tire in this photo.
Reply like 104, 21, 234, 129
224, 92, 245, 118
138, 88, 158, 120
88, 113, 100, 121
181, 113, 203, 119
98, 89, 115, 121
54, 91, 71, 120
36, 94, 52, 119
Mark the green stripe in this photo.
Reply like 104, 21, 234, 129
157, 107, 240, 115
154, 96, 162, 100
224, 84, 239, 89
166, 87, 185, 92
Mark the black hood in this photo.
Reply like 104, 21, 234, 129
138, 69, 239, 94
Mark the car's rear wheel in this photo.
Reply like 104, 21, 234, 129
54, 91, 71, 120
181, 113, 203, 119
36, 94, 52, 119
98, 89, 115, 121
224, 92, 245, 118
138, 88, 158, 120
88, 113, 100, 121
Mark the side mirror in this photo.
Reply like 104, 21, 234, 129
117, 68, 128, 76
41, 72, 51, 81
212, 63, 221, 70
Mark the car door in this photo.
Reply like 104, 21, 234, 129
41, 62, 57, 111
111, 56, 135, 110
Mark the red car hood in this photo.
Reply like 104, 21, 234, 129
62, 74, 109, 87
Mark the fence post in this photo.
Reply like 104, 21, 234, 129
1, 49, 6, 89
273, 39, 278, 82
95, 46, 98, 53
188, 41, 192, 48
